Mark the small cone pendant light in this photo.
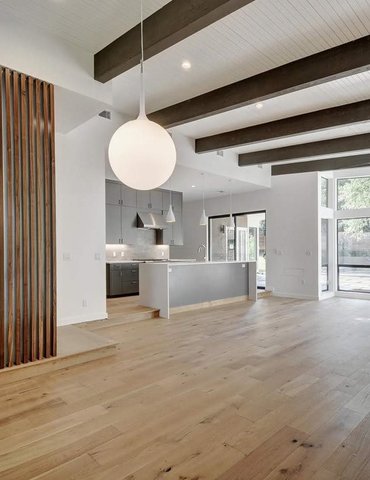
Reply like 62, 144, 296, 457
166, 204, 176, 223
166, 178, 176, 223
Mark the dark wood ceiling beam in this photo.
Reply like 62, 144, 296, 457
149, 35, 370, 128
238, 133, 370, 166
272, 154, 370, 175
94, 0, 255, 83
195, 99, 370, 153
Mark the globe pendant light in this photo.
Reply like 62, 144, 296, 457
108, 0, 176, 190
199, 173, 207, 226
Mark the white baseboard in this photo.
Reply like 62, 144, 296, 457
57, 311, 108, 326
335, 292, 370, 301
319, 291, 335, 300
272, 292, 319, 300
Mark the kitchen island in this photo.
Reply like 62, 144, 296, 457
139, 261, 257, 318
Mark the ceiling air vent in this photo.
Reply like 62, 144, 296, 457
99, 110, 111, 120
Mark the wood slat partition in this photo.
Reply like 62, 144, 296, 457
0, 68, 4, 369
0, 67, 56, 368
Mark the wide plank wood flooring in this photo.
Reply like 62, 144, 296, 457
1, 296, 370, 479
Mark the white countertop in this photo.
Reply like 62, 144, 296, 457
106, 258, 197, 264
107, 260, 253, 265
141, 261, 252, 266
106, 260, 143, 264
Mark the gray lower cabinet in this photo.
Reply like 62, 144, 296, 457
107, 263, 139, 297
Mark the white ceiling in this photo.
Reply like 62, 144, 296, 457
174, 71, 370, 140
1, 0, 369, 117
0, 0, 170, 53
2, 0, 370, 184
111, 0, 370, 115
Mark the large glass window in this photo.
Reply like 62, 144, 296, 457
209, 211, 266, 288
336, 175, 370, 294
321, 177, 329, 208
337, 177, 370, 210
321, 219, 329, 292
337, 218, 370, 293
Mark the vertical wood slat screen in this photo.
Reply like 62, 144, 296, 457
0, 67, 56, 368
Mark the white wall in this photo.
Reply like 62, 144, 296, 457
172, 173, 320, 299
0, 13, 111, 104
56, 112, 126, 325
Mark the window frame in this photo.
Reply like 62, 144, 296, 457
208, 210, 267, 289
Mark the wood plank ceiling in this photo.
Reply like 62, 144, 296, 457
1, 0, 370, 173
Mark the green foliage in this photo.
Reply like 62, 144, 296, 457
337, 177, 370, 240
337, 177, 370, 210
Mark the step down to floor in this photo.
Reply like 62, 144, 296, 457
86, 307, 160, 331
0, 325, 118, 385
258, 290, 273, 299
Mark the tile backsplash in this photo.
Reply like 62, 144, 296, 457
106, 243, 169, 261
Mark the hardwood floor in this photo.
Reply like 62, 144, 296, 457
1, 296, 370, 479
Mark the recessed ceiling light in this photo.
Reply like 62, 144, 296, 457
256, 102, 264, 110
182, 60, 192, 70
191, 185, 196, 188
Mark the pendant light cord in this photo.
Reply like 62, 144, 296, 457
202, 173, 205, 210
139, 0, 146, 118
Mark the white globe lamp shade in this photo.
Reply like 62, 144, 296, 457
109, 117, 176, 191
166, 204, 176, 223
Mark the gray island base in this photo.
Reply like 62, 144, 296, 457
139, 261, 257, 318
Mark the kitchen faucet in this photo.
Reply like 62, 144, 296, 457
197, 243, 207, 261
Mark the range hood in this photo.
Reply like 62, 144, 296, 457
137, 211, 167, 230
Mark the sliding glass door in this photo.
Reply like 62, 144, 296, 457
337, 218, 370, 293
235, 212, 266, 288
321, 219, 329, 292
209, 211, 266, 288
336, 176, 370, 294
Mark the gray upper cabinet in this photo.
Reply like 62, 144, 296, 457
161, 210, 183, 246
162, 190, 182, 212
106, 204, 122, 244
105, 180, 183, 246
122, 206, 138, 245
122, 186, 137, 207
106, 181, 121, 205
172, 191, 182, 212
137, 191, 151, 210
137, 190, 163, 211
162, 191, 170, 211
172, 214, 184, 245
150, 190, 163, 210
